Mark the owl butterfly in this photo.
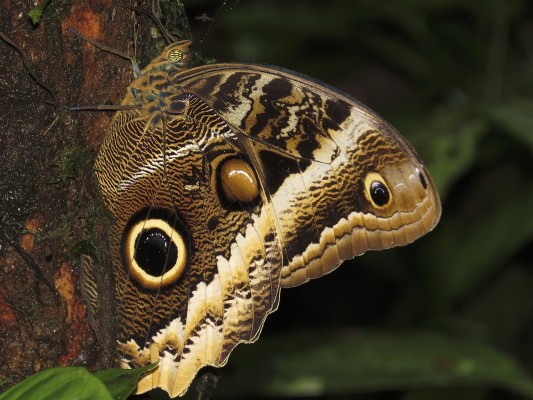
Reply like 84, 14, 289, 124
84, 12, 441, 398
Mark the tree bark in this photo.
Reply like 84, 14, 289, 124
0, 0, 181, 390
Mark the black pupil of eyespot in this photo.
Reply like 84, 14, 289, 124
416, 167, 428, 189
370, 181, 390, 206
134, 228, 178, 276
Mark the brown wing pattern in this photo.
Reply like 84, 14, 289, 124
176, 63, 440, 286
92, 42, 441, 397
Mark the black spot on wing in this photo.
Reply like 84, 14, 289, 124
295, 117, 322, 160
189, 73, 223, 102
322, 98, 352, 133
258, 149, 311, 194
250, 78, 293, 138
212, 72, 261, 119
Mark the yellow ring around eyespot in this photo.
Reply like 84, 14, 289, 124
364, 172, 392, 209
125, 218, 187, 290
219, 158, 260, 203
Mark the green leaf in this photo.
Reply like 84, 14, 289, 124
217, 330, 533, 398
482, 102, 533, 150
405, 107, 487, 199
93, 364, 157, 400
0, 367, 112, 400
0, 365, 156, 400
462, 265, 533, 344
422, 165, 533, 304
27, 0, 52, 25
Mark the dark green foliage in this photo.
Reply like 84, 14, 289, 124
7, 1, 531, 399
176, 0, 533, 399
218, 330, 533, 398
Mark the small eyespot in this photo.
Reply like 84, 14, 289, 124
168, 48, 183, 62
364, 172, 392, 208
370, 181, 390, 206
218, 157, 260, 204
415, 166, 428, 190
122, 210, 188, 290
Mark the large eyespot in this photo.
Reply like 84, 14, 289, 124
122, 209, 188, 290
364, 172, 392, 208
218, 157, 260, 204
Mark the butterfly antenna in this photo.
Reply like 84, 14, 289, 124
0, 30, 57, 108
118, 3, 177, 44
195, 0, 240, 49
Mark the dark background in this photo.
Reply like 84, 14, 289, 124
0, 0, 531, 399
158, 1, 533, 399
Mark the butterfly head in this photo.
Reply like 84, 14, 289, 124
143, 40, 197, 73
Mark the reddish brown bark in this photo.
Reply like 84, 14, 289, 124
0, 0, 164, 391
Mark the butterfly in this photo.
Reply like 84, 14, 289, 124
81, 32, 441, 397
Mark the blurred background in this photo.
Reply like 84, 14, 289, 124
144, 0, 533, 399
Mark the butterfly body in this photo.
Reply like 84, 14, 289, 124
91, 41, 441, 396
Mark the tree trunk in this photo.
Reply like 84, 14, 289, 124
0, 0, 183, 390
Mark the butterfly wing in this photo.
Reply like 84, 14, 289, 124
95, 93, 284, 396
177, 63, 441, 287
93, 59, 440, 397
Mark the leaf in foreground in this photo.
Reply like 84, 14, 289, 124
0, 367, 111, 400
0, 364, 155, 400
